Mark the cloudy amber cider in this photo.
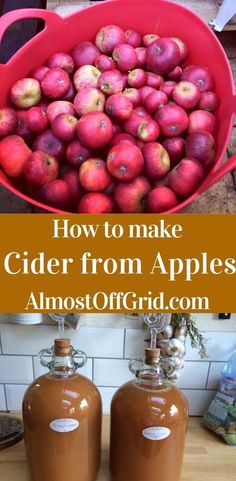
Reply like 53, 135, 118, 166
110, 370, 188, 481
23, 339, 102, 481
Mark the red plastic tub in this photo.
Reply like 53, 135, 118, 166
0, 0, 235, 213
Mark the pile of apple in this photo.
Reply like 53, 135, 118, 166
0, 24, 218, 213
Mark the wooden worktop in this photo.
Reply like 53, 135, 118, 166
0, 416, 235, 481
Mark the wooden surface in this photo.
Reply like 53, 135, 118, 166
48, 0, 236, 31
0, 416, 235, 481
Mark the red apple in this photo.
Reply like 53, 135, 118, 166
47, 52, 75, 74
77, 112, 113, 149
74, 65, 101, 91
160, 80, 177, 97
78, 192, 113, 213
135, 47, 147, 67
137, 119, 160, 142
33, 129, 65, 160
172, 81, 201, 109
37, 99, 50, 114
125, 29, 142, 48
27, 106, 48, 133
171, 37, 189, 64
23, 151, 59, 186
121, 72, 128, 89
168, 158, 205, 197
71, 41, 100, 67
188, 110, 217, 135
0, 135, 31, 177
146, 72, 164, 88
162, 137, 186, 167
0, 108, 17, 138
16, 110, 31, 140
155, 104, 189, 137
139, 85, 156, 104
62, 168, 84, 206
105, 93, 133, 121
97, 69, 123, 95
167, 66, 182, 80
38, 179, 71, 210
147, 186, 178, 212
51, 113, 78, 142
185, 130, 215, 166
61, 81, 77, 102
114, 176, 151, 213
127, 68, 147, 88
146, 38, 180, 75
95, 25, 126, 54
41, 68, 70, 99
143, 34, 159, 46
123, 88, 141, 107
74, 87, 105, 116
47, 100, 75, 124
142, 142, 170, 179
107, 143, 144, 181
10, 78, 41, 108
181, 65, 214, 92
95, 54, 116, 72
123, 108, 150, 137
79, 158, 111, 191
144, 90, 168, 113
198, 91, 219, 112
30, 66, 49, 82
66, 140, 91, 167
110, 133, 137, 147
112, 43, 137, 72
112, 123, 122, 137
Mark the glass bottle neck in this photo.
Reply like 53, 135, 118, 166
50, 354, 76, 377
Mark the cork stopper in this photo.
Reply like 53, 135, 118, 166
54, 338, 71, 356
145, 348, 161, 367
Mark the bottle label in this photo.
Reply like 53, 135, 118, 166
142, 427, 171, 441
49, 419, 79, 433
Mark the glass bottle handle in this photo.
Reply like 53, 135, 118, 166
160, 357, 176, 377
39, 348, 53, 368
72, 349, 87, 369
129, 357, 144, 375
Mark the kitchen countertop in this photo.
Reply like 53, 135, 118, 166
0, 416, 235, 481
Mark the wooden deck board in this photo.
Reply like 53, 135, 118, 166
48, 0, 236, 31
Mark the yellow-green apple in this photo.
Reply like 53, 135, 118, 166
74, 65, 101, 91
10, 78, 41, 108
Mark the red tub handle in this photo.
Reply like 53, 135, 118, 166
198, 153, 236, 194
0, 8, 64, 63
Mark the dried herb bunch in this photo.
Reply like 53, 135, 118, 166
170, 313, 207, 358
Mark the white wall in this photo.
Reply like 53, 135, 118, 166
0, 313, 236, 415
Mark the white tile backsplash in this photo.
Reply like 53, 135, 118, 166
124, 329, 146, 358
185, 332, 236, 361
33, 356, 93, 380
5, 384, 28, 411
176, 362, 209, 389
0, 325, 124, 358
207, 362, 225, 389
94, 359, 133, 386
183, 390, 216, 416
0, 356, 33, 384
0, 385, 6, 410
98, 387, 117, 414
